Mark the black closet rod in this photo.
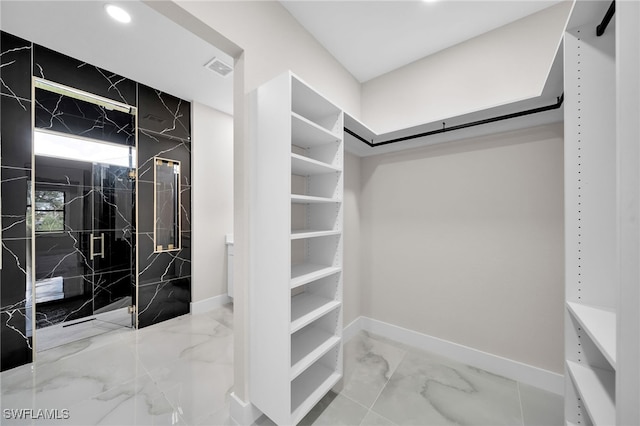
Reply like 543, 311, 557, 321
345, 93, 564, 148
597, 0, 615, 36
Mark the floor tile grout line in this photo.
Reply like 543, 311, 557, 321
339, 391, 369, 409
366, 349, 408, 420
362, 408, 398, 426
517, 381, 525, 426
337, 392, 395, 426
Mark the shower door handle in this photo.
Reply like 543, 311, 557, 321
90, 233, 105, 259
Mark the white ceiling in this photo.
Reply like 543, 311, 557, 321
0, 0, 234, 115
281, 0, 563, 82
1, 0, 563, 132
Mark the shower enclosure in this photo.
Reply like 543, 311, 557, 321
31, 79, 137, 349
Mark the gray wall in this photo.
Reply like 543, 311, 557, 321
360, 123, 565, 373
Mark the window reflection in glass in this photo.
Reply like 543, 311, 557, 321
27, 188, 66, 232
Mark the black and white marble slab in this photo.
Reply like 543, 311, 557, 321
0, 307, 33, 371
181, 186, 192, 232
1, 93, 32, 169
136, 181, 154, 234
1, 167, 30, 217
34, 88, 136, 146
137, 277, 190, 329
93, 270, 133, 313
138, 232, 191, 286
33, 44, 136, 107
35, 232, 93, 280
35, 286, 93, 328
138, 84, 191, 142
137, 130, 191, 183
0, 31, 192, 370
0, 32, 32, 102
1, 238, 30, 310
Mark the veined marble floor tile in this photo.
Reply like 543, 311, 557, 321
2, 304, 564, 426
36, 320, 128, 352
519, 383, 564, 426
145, 327, 234, 425
194, 402, 234, 426
150, 361, 233, 425
299, 392, 368, 426
341, 332, 406, 409
360, 410, 396, 426
35, 326, 132, 365
205, 303, 233, 331
1, 342, 142, 412
64, 373, 185, 425
131, 315, 231, 373
371, 350, 523, 426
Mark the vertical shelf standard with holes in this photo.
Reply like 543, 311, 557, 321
249, 72, 343, 425
564, 1, 640, 424
564, 3, 617, 424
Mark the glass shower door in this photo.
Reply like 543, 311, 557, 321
91, 162, 135, 322
33, 135, 136, 350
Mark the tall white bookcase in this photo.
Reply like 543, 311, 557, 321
564, 1, 640, 425
249, 72, 344, 425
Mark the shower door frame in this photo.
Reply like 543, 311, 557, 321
29, 77, 139, 355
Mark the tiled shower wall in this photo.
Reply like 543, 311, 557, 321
1, 32, 33, 371
0, 31, 192, 371
136, 85, 192, 328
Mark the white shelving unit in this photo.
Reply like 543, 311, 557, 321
249, 72, 343, 425
564, 1, 640, 424
564, 3, 617, 424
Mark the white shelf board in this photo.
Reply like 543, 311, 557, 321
291, 194, 340, 204
291, 327, 340, 380
291, 264, 341, 289
291, 76, 341, 131
292, 112, 340, 148
291, 153, 341, 175
567, 302, 617, 368
566, 361, 615, 426
291, 293, 341, 334
291, 362, 342, 424
291, 229, 341, 240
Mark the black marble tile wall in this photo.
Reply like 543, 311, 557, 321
1, 30, 193, 370
1, 309, 33, 371
35, 88, 136, 146
1, 31, 33, 372
33, 45, 136, 107
137, 130, 191, 182
2, 94, 32, 169
138, 84, 191, 141
0, 32, 31, 101
137, 277, 190, 328
137, 87, 191, 329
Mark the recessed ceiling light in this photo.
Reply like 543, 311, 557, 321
105, 4, 131, 24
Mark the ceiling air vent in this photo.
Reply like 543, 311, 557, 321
205, 57, 233, 78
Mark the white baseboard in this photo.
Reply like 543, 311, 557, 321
343, 316, 564, 396
343, 316, 365, 342
190, 294, 232, 315
230, 392, 263, 426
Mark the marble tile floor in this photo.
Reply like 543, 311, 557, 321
1, 304, 234, 426
262, 332, 564, 426
35, 307, 134, 352
1, 304, 562, 426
